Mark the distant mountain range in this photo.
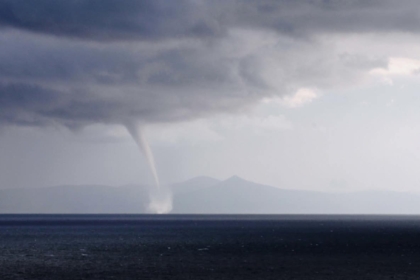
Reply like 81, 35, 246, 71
1, 176, 420, 214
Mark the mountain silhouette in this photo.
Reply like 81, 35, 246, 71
1, 176, 420, 214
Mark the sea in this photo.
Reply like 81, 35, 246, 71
1, 214, 420, 279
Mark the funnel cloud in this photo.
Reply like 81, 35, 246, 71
125, 123, 160, 188
125, 122, 172, 214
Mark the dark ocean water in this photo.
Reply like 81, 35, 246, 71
1, 215, 420, 279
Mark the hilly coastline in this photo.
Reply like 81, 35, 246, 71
1, 176, 420, 214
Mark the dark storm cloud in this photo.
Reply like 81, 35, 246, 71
0, 0, 226, 41
0, 29, 267, 128
1, 0, 419, 41
0, 0, 411, 128
0, 82, 120, 127
235, 0, 420, 36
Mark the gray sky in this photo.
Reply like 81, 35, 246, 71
1, 0, 420, 192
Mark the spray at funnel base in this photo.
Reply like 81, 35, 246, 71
125, 122, 172, 214
148, 187, 173, 214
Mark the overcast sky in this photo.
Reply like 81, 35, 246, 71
2, 0, 420, 192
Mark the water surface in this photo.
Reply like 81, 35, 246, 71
1, 215, 419, 279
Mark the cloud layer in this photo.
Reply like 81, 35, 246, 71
0, 0, 417, 128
